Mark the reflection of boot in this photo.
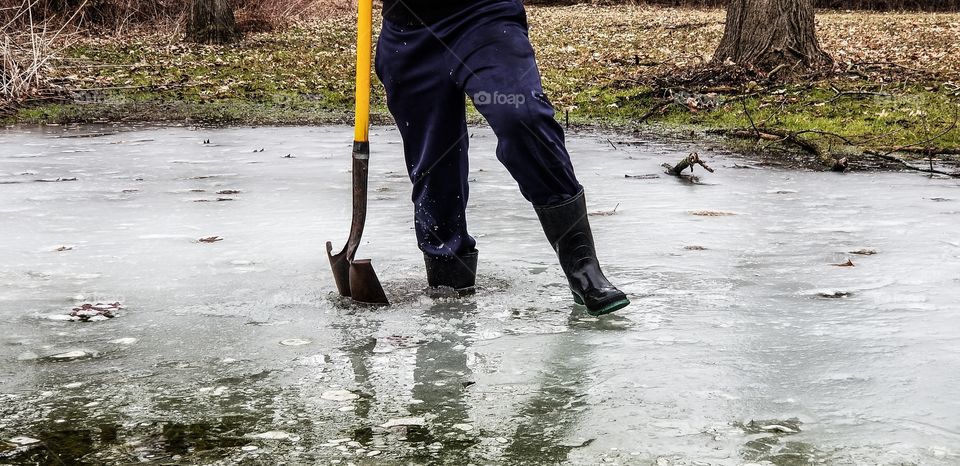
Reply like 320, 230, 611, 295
535, 190, 630, 316
424, 250, 478, 295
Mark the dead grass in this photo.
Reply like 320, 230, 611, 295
0, 0, 352, 34
1, 0, 87, 103
236, 0, 352, 32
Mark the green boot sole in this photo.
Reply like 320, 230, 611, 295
572, 292, 631, 317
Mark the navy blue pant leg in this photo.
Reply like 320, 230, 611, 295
376, 0, 582, 260
376, 21, 476, 259
447, 1, 582, 206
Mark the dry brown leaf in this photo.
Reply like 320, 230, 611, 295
689, 210, 736, 216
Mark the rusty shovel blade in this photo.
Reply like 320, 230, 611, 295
326, 242, 388, 305
326, 241, 352, 297
347, 259, 388, 304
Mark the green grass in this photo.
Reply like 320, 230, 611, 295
674, 86, 960, 149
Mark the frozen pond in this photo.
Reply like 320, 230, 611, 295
1, 125, 959, 464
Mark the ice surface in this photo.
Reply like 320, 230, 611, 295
1, 124, 959, 464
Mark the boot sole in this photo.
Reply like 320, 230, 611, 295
572, 292, 631, 317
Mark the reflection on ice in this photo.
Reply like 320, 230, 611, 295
1, 125, 959, 464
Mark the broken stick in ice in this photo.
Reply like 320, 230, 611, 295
662, 152, 715, 183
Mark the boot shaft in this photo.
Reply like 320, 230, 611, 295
534, 190, 597, 272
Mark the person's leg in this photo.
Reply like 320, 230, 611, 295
447, 1, 629, 314
376, 21, 477, 291
445, 2, 578, 206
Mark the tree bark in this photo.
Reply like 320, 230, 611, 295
712, 0, 832, 72
186, 0, 240, 45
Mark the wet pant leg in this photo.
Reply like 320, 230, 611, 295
447, 0, 582, 206
376, 21, 476, 259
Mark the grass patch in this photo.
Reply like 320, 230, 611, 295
659, 85, 960, 150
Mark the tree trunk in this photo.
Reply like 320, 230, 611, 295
712, 0, 832, 72
186, 0, 240, 45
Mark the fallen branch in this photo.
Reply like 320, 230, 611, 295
662, 153, 714, 183
723, 127, 849, 170
734, 95, 847, 171
624, 173, 659, 180
862, 150, 960, 177
727, 129, 780, 142
664, 152, 715, 175
767, 63, 790, 80
728, 128, 821, 156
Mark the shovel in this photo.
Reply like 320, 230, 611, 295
325, 0, 388, 305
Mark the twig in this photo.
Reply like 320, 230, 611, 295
663, 152, 715, 176
790, 129, 857, 146
727, 129, 780, 142
741, 98, 759, 137
589, 203, 620, 217
664, 21, 722, 30
820, 84, 892, 104
767, 63, 789, 80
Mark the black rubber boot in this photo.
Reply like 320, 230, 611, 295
424, 250, 478, 296
535, 190, 630, 316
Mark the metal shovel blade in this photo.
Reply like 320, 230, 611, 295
347, 259, 388, 304
327, 237, 390, 305
326, 241, 352, 297
326, 242, 388, 305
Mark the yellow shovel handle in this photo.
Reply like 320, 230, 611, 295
354, 0, 373, 144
